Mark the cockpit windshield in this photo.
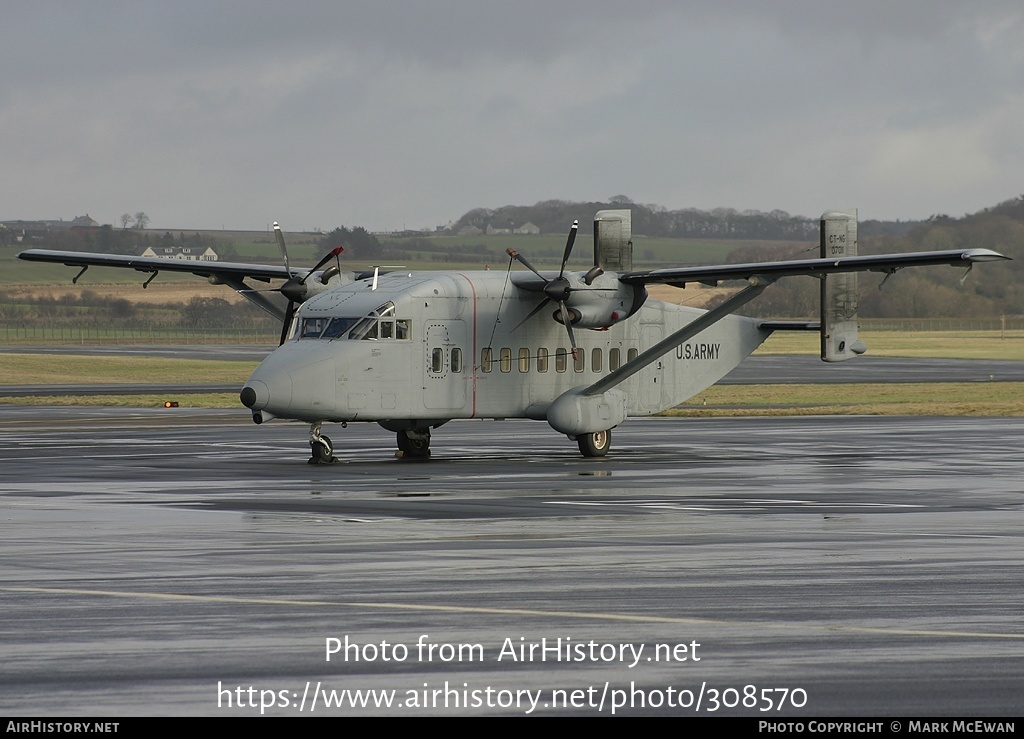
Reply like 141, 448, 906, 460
298, 302, 410, 341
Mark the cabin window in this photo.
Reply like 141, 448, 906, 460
518, 348, 530, 373
574, 350, 585, 373
555, 348, 567, 373
592, 348, 602, 372
609, 348, 621, 371
481, 347, 493, 373
628, 348, 639, 362
379, 320, 395, 339
537, 347, 549, 373
431, 348, 444, 373
396, 320, 411, 340
500, 348, 512, 373
451, 348, 463, 373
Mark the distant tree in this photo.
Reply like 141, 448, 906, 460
320, 226, 382, 260
91, 224, 117, 252
180, 296, 232, 328
133, 212, 150, 230
120, 213, 133, 229
108, 298, 135, 320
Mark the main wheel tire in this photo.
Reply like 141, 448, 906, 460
309, 435, 334, 464
578, 429, 611, 457
397, 429, 431, 459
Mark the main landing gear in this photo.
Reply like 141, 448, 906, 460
396, 428, 431, 459
308, 422, 337, 465
577, 429, 611, 458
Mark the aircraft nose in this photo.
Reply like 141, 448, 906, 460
241, 342, 327, 419
240, 380, 270, 410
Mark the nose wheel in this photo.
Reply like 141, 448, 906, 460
308, 422, 337, 464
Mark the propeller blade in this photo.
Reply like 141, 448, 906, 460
511, 297, 551, 331
279, 299, 297, 346
557, 300, 580, 360
273, 222, 291, 276
557, 220, 579, 280
505, 248, 545, 280
304, 245, 345, 282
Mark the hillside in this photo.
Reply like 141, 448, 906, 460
4, 197, 1020, 323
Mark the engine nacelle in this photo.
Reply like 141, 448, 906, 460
562, 272, 647, 328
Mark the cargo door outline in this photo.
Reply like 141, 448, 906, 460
424, 321, 466, 410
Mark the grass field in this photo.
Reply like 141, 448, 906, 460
668, 382, 1024, 417
756, 329, 1024, 360
0, 353, 256, 384
7, 393, 242, 408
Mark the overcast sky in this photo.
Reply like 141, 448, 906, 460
3, 1, 1022, 231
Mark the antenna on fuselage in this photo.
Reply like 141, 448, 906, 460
367, 266, 405, 291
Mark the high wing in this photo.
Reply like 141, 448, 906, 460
17, 243, 365, 327
619, 248, 1008, 287
17, 248, 294, 282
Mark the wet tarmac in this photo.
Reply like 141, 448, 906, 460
1, 409, 1022, 716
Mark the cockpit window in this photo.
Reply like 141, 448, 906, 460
347, 316, 378, 340
300, 317, 330, 339
321, 317, 361, 339
299, 301, 410, 341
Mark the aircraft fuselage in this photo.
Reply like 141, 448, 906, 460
241, 269, 770, 429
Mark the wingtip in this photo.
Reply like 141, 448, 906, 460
964, 248, 1011, 262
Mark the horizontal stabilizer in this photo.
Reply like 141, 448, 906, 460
758, 321, 820, 332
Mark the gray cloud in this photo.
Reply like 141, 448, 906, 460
3, 1, 1022, 230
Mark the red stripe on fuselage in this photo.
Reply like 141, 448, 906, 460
455, 273, 477, 418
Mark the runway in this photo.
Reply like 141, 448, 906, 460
1, 409, 1022, 716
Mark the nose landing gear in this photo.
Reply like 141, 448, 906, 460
308, 422, 337, 465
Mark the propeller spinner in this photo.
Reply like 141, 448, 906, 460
506, 220, 606, 359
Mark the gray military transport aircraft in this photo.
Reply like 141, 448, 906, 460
18, 210, 1008, 462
